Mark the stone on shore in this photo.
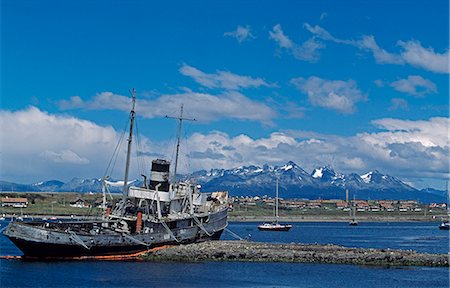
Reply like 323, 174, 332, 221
142, 240, 449, 267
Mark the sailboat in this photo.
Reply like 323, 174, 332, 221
349, 194, 358, 226
258, 176, 292, 231
438, 181, 449, 230
3, 90, 229, 258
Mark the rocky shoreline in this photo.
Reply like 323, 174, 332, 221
142, 240, 449, 267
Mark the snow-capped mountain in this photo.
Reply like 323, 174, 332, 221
191, 162, 442, 202
0, 161, 446, 203
32, 180, 64, 191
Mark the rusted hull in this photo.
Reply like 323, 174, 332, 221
4, 208, 227, 258
7, 230, 224, 259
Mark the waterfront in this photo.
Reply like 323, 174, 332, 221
1, 221, 449, 287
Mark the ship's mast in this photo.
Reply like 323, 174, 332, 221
165, 104, 195, 181
122, 89, 136, 198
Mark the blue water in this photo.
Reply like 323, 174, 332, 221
1, 221, 449, 288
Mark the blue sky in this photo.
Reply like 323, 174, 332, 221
1, 0, 449, 189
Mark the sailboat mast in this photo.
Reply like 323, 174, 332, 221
352, 194, 356, 220
122, 89, 136, 197
275, 176, 279, 222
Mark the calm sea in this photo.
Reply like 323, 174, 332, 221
1, 221, 448, 288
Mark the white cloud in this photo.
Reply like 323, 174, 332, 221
179, 64, 275, 90
40, 149, 89, 164
0, 107, 136, 183
224, 25, 255, 43
305, 24, 449, 73
389, 98, 409, 111
398, 40, 449, 74
178, 117, 449, 181
1, 108, 448, 186
269, 24, 324, 62
304, 23, 352, 45
59, 90, 277, 124
390, 75, 437, 97
269, 24, 293, 49
291, 76, 367, 114
356, 35, 404, 64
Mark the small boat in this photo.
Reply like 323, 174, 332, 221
439, 221, 449, 230
258, 176, 292, 232
348, 193, 358, 226
258, 222, 292, 231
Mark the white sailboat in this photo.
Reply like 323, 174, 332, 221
258, 176, 292, 231
349, 193, 358, 226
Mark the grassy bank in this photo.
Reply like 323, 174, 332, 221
0, 192, 447, 222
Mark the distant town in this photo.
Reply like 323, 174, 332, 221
0, 192, 447, 222
231, 196, 447, 214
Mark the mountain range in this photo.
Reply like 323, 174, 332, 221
1, 161, 447, 203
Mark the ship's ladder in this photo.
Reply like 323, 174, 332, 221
160, 221, 181, 243
193, 216, 214, 237
68, 230, 91, 250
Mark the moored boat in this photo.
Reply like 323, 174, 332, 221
258, 176, 292, 232
258, 222, 292, 231
438, 221, 449, 230
349, 194, 358, 226
3, 91, 229, 258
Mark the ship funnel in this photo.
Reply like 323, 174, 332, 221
150, 159, 170, 192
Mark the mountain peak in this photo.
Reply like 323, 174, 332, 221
311, 166, 337, 181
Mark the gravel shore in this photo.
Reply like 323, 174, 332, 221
142, 240, 449, 267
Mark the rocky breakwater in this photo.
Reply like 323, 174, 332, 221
142, 241, 448, 267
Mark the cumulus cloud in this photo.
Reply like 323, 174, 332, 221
178, 117, 449, 181
224, 25, 255, 43
40, 149, 89, 164
59, 90, 277, 124
390, 75, 437, 97
291, 76, 367, 114
179, 64, 275, 90
0, 107, 148, 183
1, 108, 448, 185
305, 24, 449, 73
269, 24, 324, 62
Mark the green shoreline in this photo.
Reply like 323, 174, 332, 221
228, 215, 447, 222
1, 191, 447, 223
1, 213, 446, 223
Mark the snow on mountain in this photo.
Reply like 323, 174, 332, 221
32, 180, 64, 192
194, 162, 432, 201
312, 168, 323, 179
0, 161, 444, 202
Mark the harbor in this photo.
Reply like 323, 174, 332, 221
1, 220, 449, 288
